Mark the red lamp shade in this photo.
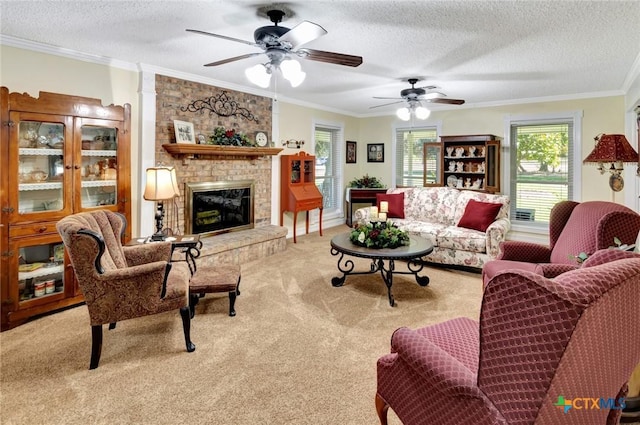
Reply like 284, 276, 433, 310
583, 134, 638, 164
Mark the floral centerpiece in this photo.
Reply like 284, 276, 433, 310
348, 174, 385, 188
350, 220, 410, 249
207, 127, 256, 147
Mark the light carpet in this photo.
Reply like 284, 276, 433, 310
0, 225, 483, 424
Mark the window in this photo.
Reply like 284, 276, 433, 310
314, 123, 343, 218
507, 112, 582, 225
394, 126, 438, 187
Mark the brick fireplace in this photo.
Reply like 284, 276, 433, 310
154, 74, 274, 236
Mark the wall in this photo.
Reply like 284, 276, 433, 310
2, 43, 638, 241
357, 96, 630, 202
276, 101, 360, 230
153, 74, 273, 232
0, 45, 141, 231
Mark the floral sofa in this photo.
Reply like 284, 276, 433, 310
354, 187, 511, 269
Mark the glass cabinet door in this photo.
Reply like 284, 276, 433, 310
11, 114, 72, 221
423, 143, 442, 186
291, 160, 301, 183
79, 123, 119, 208
12, 236, 66, 306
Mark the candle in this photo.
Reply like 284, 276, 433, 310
370, 206, 378, 219
379, 212, 387, 221
380, 201, 389, 213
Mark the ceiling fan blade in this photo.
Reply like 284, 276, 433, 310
186, 29, 259, 47
424, 98, 466, 105
204, 53, 264, 67
370, 100, 405, 109
279, 21, 327, 49
373, 96, 404, 100
297, 48, 363, 67
417, 85, 438, 91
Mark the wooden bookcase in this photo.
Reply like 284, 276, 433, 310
280, 152, 323, 243
0, 87, 131, 330
440, 134, 501, 193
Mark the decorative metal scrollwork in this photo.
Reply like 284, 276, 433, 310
180, 91, 259, 123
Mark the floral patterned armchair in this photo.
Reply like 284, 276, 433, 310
56, 210, 195, 369
376, 253, 640, 425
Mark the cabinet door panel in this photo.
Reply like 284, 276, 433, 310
8, 112, 74, 223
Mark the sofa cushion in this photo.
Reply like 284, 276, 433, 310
391, 219, 444, 247
437, 226, 488, 253
377, 192, 405, 218
457, 199, 503, 232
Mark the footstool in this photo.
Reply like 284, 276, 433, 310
189, 264, 241, 318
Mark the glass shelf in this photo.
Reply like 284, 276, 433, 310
19, 148, 63, 156
18, 182, 63, 191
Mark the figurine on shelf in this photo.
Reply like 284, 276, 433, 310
455, 147, 465, 157
468, 146, 476, 157
446, 146, 454, 157
472, 178, 483, 189
464, 178, 471, 188
480, 146, 486, 157
448, 161, 456, 172
479, 161, 486, 173
456, 179, 463, 189
456, 161, 464, 173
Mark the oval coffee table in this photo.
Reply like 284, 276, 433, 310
330, 232, 434, 307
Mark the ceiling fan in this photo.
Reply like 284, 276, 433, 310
186, 9, 363, 87
371, 78, 466, 109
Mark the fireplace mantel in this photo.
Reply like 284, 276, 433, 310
162, 144, 283, 159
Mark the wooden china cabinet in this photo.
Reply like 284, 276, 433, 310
439, 134, 501, 193
280, 152, 323, 243
0, 87, 131, 330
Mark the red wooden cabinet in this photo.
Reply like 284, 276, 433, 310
280, 152, 323, 243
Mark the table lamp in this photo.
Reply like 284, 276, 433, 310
143, 166, 180, 241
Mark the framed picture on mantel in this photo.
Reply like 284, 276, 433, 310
367, 143, 384, 163
173, 120, 195, 144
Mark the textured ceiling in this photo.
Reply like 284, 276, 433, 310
1, 0, 639, 116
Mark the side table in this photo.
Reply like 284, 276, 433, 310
127, 235, 202, 275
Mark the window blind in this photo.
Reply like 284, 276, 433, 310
510, 122, 573, 223
395, 127, 437, 187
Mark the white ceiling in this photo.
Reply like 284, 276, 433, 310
2, 0, 640, 116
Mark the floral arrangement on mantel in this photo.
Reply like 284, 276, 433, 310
206, 127, 256, 147
348, 174, 385, 188
350, 220, 410, 249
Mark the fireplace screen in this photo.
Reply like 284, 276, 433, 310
185, 180, 254, 237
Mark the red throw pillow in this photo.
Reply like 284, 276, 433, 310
457, 199, 502, 232
376, 192, 405, 218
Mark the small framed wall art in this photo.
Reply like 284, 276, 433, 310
173, 120, 195, 144
367, 143, 384, 163
346, 141, 357, 163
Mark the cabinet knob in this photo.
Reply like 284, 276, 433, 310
38, 226, 47, 233
66, 165, 73, 169
73, 165, 80, 170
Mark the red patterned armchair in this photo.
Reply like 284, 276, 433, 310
376, 253, 640, 425
482, 200, 640, 286
57, 210, 195, 369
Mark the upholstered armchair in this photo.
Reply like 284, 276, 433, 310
56, 210, 195, 369
376, 253, 640, 425
482, 200, 640, 285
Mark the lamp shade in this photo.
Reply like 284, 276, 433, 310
396, 107, 411, 121
143, 166, 180, 201
583, 134, 638, 164
245, 64, 271, 88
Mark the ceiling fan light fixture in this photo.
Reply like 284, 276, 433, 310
280, 58, 306, 87
396, 107, 411, 121
415, 106, 430, 120
245, 63, 271, 88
